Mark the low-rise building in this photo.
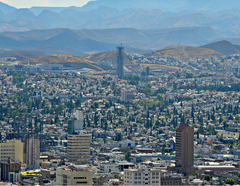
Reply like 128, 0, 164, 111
56, 164, 92, 186
124, 165, 161, 186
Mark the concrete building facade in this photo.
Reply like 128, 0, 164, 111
99, 162, 119, 173
23, 134, 40, 169
124, 165, 161, 186
0, 160, 21, 183
74, 110, 84, 132
121, 90, 134, 102
116, 46, 124, 78
0, 140, 23, 163
67, 134, 91, 165
56, 165, 92, 186
175, 123, 194, 175
68, 110, 84, 134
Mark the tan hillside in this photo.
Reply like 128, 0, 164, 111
22, 51, 179, 72
142, 64, 180, 69
82, 51, 132, 65
22, 54, 104, 71
146, 45, 223, 63
23, 51, 134, 71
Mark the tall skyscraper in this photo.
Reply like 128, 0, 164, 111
23, 134, 40, 169
68, 110, 84, 134
116, 46, 124, 78
67, 134, 91, 165
146, 67, 150, 76
175, 123, 194, 175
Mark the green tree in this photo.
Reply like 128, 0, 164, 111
219, 178, 223, 185
225, 178, 235, 185
192, 173, 198, 178
204, 174, 211, 181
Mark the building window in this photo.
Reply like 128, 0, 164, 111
74, 177, 86, 179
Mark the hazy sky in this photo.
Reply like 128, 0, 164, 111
0, 0, 94, 8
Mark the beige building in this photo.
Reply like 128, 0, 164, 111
67, 134, 91, 165
0, 140, 23, 163
175, 123, 194, 175
23, 134, 40, 169
124, 165, 161, 186
56, 164, 92, 186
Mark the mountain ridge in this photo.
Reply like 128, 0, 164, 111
145, 45, 223, 62
201, 40, 240, 55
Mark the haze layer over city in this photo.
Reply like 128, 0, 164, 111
0, 0, 240, 185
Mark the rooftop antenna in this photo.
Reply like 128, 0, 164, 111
121, 43, 123, 47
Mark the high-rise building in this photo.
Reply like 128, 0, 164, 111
74, 110, 84, 131
175, 123, 194, 168
0, 140, 23, 163
116, 46, 124, 78
56, 164, 93, 186
67, 134, 91, 165
173, 123, 194, 175
146, 67, 150, 76
68, 110, 84, 134
23, 134, 40, 169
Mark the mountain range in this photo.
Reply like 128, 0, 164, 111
1, 1, 240, 33
81, 0, 240, 13
0, 26, 234, 58
0, 1, 240, 59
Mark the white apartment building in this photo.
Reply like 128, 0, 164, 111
97, 61, 113, 68
124, 165, 161, 186
67, 134, 91, 165
99, 162, 119, 173
74, 110, 84, 131
121, 90, 134, 102
227, 63, 240, 73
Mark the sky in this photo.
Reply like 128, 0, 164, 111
0, 0, 94, 8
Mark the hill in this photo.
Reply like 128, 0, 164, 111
0, 49, 45, 58
21, 54, 104, 71
146, 45, 223, 62
81, 50, 131, 65
19, 50, 133, 71
31, 46, 86, 56
201, 40, 240, 55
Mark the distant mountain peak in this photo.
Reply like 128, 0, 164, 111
0, 1, 17, 14
201, 40, 240, 55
